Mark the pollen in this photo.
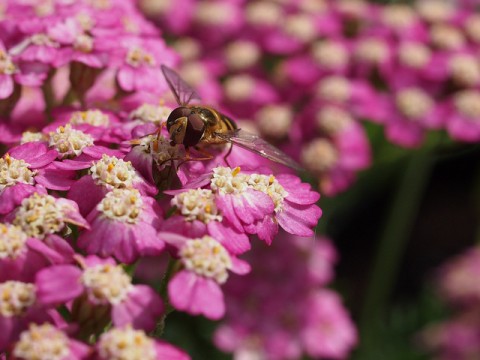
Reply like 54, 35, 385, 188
0, 50, 16, 75
256, 105, 293, 140
448, 54, 480, 87
0, 223, 28, 260
73, 33, 94, 53
454, 90, 480, 120
430, 24, 465, 50
395, 88, 433, 120
129, 103, 172, 125
48, 124, 94, 159
312, 40, 349, 70
301, 139, 339, 174
316, 76, 351, 103
416, 0, 454, 23
90, 155, 138, 190
0, 155, 36, 191
354, 38, 389, 64
98, 189, 143, 224
398, 42, 431, 69
70, 109, 110, 127
224, 74, 255, 101
283, 14, 316, 43
245, 1, 282, 26
126, 47, 156, 67
97, 326, 156, 360
180, 236, 232, 284
225, 40, 260, 71
13, 193, 66, 239
381, 4, 417, 29
171, 189, 222, 223
136, 134, 179, 164
0, 281, 36, 317
81, 264, 133, 305
247, 174, 288, 212
13, 323, 71, 360
316, 106, 353, 135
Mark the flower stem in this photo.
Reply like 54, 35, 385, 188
41, 73, 56, 122
152, 256, 178, 338
358, 147, 434, 357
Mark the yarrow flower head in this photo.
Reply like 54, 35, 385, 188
12, 323, 90, 360
35, 256, 163, 332
94, 325, 190, 360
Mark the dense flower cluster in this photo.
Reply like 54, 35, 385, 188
142, 0, 480, 195
0, 0, 329, 359
214, 233, 357, 359
420, 247, 480, 360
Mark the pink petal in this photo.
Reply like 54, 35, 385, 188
0, 317, 15, 352
277, 202, 322, 237
8, 142, 58, 168
112, 285, 163, 332
168, 270, 225, 320
0, 183, 39, 215
158, 232, 189, 249
0, 74, 13, 99
35, 168, 75, 190
117, 67, 135, 92
27, 237, 74, 264
67, 176, 106, 217
207, 221, 250, 254
35, 265, 84, 306
154, 342, 191, 360
230, 257, 251, 275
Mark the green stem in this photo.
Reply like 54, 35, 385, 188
358, 147, 434, 357
152, 256, 179, 338
41, 74, 56, 122
61, 87, 77, 106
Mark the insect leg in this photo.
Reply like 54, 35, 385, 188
223, 143, 234, 167
176, 147, 214, 170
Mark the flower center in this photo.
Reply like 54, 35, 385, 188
225, 40, 260, 71
245, 1, 282, 26
0, 281, 36, 317
256, 105, 293, 140
430, 24, 465, 50
396, 88, 433, 120
465, 15, 480, 43
301, 139, 339, 173
210, 167, 249, 195
247, 174, 288, 213
129, 103, 172, 125
70, 110, 110, 127
283, 14, 316, 43
90, 155, 138, 190
224, 74, 255, 101
49, 124, 94, 159
30, 33, 58, 47
337, 0, 367, 17
97, 326, 156, 360
13, 193, 65, 239
0, 50, 16, 75
316, 76, 351, 103
312, 40, 349, 69
180, 62, 206, 87
21, 131, 46, 144
448, 54, 480, 86
0, 154, 36, 191
382, 4, 416, 29
454, 90, 480, 120
126, 47, 155, 67
76, 13, 94, 31
98, 189, 143, 224
398, 42, 431, 69
13, 323, 71, 360
81, 264, 132, 305
416, 0, 454, 22
180, 236, 232, 284
173, 38, 200, 61
138, 134, 179, 164
316, 106, 353, 135
0, 223, 28, 260
355, 39, 388, 64
172, 189, 222, 223
73, 34, 94, 53
195, 2, 234, 26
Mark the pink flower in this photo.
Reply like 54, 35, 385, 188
0, 141, 72, 214
78, 189, 164, 263
35, 256, 163, 332
0, 41, 18, 100
160, 232, 250, 320
0, 223, 74, 283
68, 154, 157, 216
93, 325, 190, 360
0, 281, 57, 352
444, 90, 480, 143
11, 323, 90, 360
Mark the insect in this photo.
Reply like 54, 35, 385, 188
161, 64, 302, 171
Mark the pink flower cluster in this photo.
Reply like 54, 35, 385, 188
214, 233, 357, 359
420, 247, 480, 360
0, 0, 328, 358
143, 0, 480, 196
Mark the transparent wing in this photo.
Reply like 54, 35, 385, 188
161, 64, 201, 106
216, 129, 303, 171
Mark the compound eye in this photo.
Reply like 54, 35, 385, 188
182, 114, 205, 147
167, 107, 191, 129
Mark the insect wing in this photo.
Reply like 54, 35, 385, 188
217, 129, 303, 171
161, 64, 201, 106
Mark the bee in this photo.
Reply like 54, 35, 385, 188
161, 65, 302, 171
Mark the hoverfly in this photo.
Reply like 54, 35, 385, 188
161, 65, 302, 171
